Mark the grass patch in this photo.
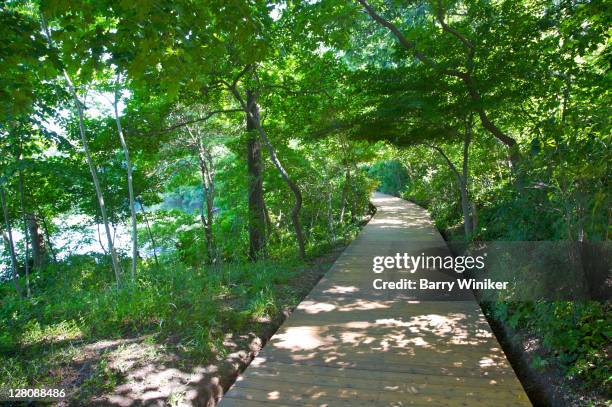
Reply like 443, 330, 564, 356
0, 254, 311, 391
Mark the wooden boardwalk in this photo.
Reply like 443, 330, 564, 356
219, 193, 530, 406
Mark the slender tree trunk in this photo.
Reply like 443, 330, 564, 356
201, 191, 214, 262
338, 135, 355, 223
261, 136, 306, 259
471, 202, 478, 232
97, 222, 108, 255
350, 162, 359, 221
139, 201, 159, 268
39, 213, 57, 263
74, 89, 121, 285
263, 202, 279, 242
275, 210, 283, 231
1, 188, 24, 298
41, 17, 121, 286
193, 129, 216, 263
324, 174, 336, 242
112, 84, 137, 278
339, 166, 351, 223
394, 169, 402, 196
429, 143, 472, 239
204, 192, 214, 262
28, 214, 45, 269
17, 154, 31, 297
203, 144, 215, 261
460, 116, 473, 237
245, 90, 267, 260
310, 207, 321, 235
459, 182, 471, 238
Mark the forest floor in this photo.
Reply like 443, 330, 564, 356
50, 246, 346, 407
482, 303, 611, 407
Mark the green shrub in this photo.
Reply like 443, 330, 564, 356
367, 159, 409, 197
491, 301, 611, 390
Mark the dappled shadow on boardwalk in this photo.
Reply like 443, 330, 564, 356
221, 301, 526, 406
219, 193, 530, 406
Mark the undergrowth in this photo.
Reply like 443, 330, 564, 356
0, 255, 307, 390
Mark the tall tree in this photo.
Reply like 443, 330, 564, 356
224, 69, 307, 259
1, 187, 24, 298
244, 90, 267, 259
428, 114, 475, 239
41, 16, 122, 286
16, 139, 31, 297
110, 76, 137, 278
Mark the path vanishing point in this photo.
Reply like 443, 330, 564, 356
219, 193, 531, 406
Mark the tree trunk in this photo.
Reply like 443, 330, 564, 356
39, 213, 57, 263
324, 174, 336, 242
459, 182, 472, 238
245, 90, 267, 260
97, 222, 108, 254
41, 16, 121, 286
242, 89, 306, 259
194, 131, 216, 263
429, 143, 472, 239
263, 202, 279, 242
394, 168, 402, 196
339, 166, 351, 223
17, 161, 31, 297
75, 99, 121, 285
350, 162, 359, 221
27, 214, 45, 270
1, 188, 24, 298
139, 201, 159, 268
310, 207, 321, 236
471, 201, 478, 232
460, 116, 473, 238
80, 99, 122, 282
112, 84, 137, 278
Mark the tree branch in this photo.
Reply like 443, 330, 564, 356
435, 0, 474, 52
426, 144, 463, 185
259, 84, 333, 99
232, 64, 253, 89
141, 109, 243, 137
357, 0, 467, 79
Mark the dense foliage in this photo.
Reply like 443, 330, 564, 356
0, 0, 609, 402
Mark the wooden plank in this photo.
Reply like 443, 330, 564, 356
249, 354, 517, 379
236, 371, 529, 400
233, 377, 530, 404
223, 386, 392, 406
241, 360, 525, 389
271, 319, 498, 342
261, 338, 507, 359
225, 385, 529, 407
217, 398, 289, 407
